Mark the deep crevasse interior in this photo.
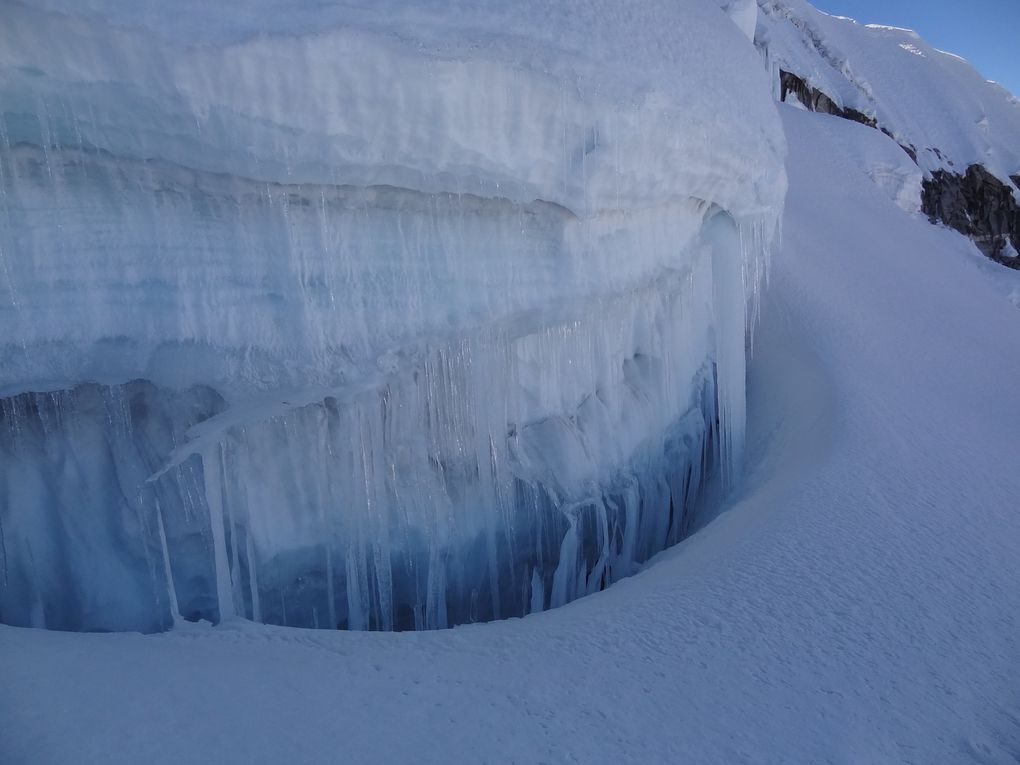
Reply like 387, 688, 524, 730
0, 0, 785, 632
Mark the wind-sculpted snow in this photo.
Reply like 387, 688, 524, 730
0, 0, 784, 631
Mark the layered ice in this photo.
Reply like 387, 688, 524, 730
0, 0, 785, 631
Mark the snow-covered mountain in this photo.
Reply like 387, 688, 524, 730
756, 0, 1020, 263
2, 1, 1019, 762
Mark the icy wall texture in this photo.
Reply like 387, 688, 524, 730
0, 1, 785, 631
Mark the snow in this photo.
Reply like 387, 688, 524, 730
1, 0, 783, 398
3, 102, 1020, 763
0, 0, 783, 632
757, 0, 1020, 185
717, 0, 759, 42
811, 113, 923, 214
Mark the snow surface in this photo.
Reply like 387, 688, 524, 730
757, 0, 1020, 185
3, 100, 1020, 763
717, 0, 758, 42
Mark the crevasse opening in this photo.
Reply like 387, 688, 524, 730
0, 202, 754, 633
0, 154, 757, 632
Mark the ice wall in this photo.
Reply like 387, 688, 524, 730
0, 0, 785, 631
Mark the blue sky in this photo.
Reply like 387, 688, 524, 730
810, 0, 1020, 99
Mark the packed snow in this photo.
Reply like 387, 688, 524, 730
2, 0, 784, 395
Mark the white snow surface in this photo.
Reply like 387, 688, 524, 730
3, 0, 784, 216
3, 101, 1020, 763
757, 0, 1020, 185
717, 0, 759, 42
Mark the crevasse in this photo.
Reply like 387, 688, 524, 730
0, 0, 785, 632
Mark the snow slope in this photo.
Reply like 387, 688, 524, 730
4, 102, 1020, 763
757, 0, 1020, 186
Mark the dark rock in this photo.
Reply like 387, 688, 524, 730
922, 165, 1020, 268
777, 67, 1017, 267
779, 69, 918, 162
780, 70, 876, 127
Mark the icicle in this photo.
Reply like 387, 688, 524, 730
529, 568, 545, 614
30, 591, 46, 630
202, 446, 235, 622
346, 546, 366, 631
246, 529, 261, 623
155, 498, 181, 627
706, 211, 747, 490
550, 515, 579, 609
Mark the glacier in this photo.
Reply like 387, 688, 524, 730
0, 0, 785, 632
3, 0, 1020, 762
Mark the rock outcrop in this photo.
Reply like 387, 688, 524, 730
777, 69, 1018, 267
922, 166, 1020, 267
760, 0, 1020, 268
780, 69, 874, 127
778, 70, 918, 162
